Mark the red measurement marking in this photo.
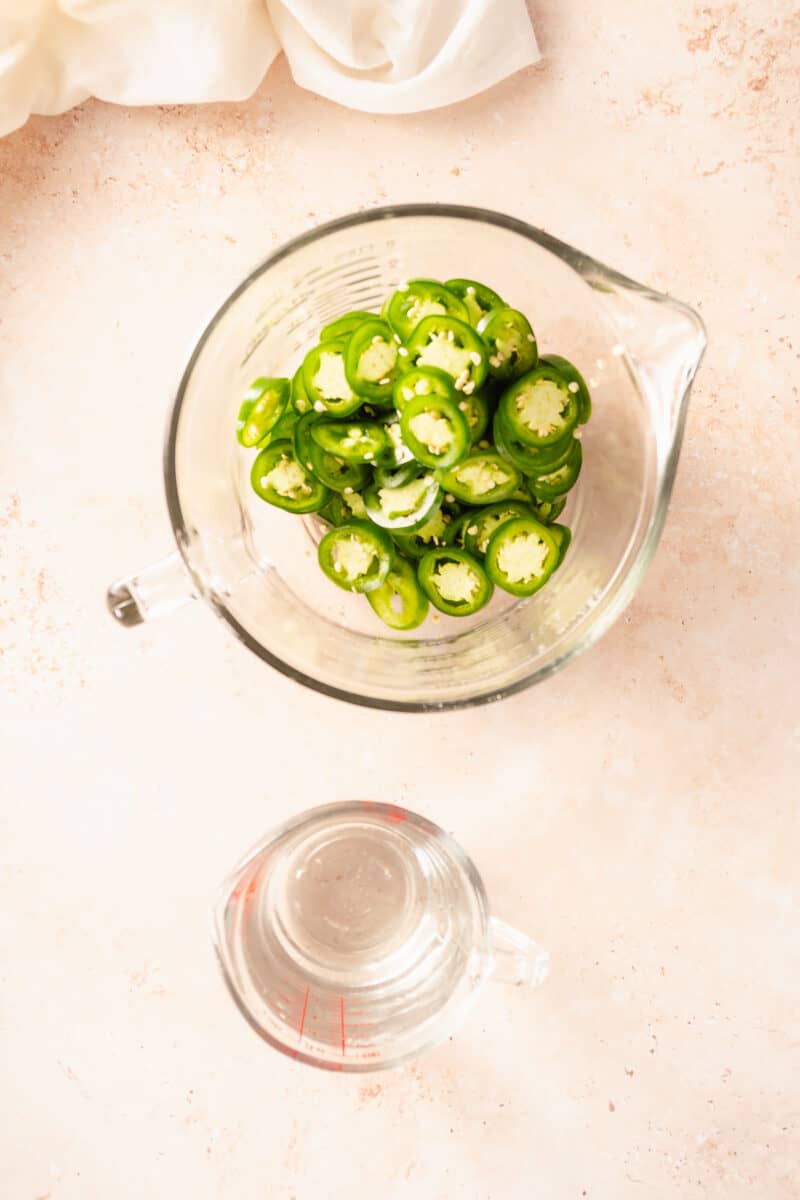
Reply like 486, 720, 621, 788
293, 986, 310, 1055
386, 806, 407, 823
339, 997, 346, 1058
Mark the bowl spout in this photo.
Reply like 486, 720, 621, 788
581, 267, 707, 461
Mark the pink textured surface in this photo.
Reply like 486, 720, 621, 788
1, 5, 798, 1197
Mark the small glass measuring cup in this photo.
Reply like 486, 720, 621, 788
212, 802, 549, 1072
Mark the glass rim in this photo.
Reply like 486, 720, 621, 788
209, 799, 490, 1073
164, 203, 704, 713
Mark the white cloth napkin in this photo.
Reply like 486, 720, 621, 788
0, 0, 539, 138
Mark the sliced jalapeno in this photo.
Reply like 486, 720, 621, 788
311, 420, 388, 464
320, 311, 375, 342
530, 494, 567, 525
307, 443, 370, 494
376, 413, 415, 468
392, 507, 452, 559
445, 278, 504, 327
539, 353, 592, 425
324, 488, 369, 526
435, 450, 521, 505
250, 440, 329, 514
499, 365, 579, 448
477, 308, 537, 381
374, 460, 421, 490
417, 548, 494, 617
302, 339, 363, 417
363, 471, 442, 532
493, 408, 576, 477
399, 392, 470, 470
293, 411, 320, 472
548, 522, 572, 568
318, 521, 394, 594
393, 365, 456, 412
291, 364, 313, 414
529, 439, 583, 499
367, 555, 429, 630
236, 399, 269, 448
237, 377, 290, 447
458, 387, 492, 443
385, 279, 468, 341
443, 510, 473, 549
344, 318, 400, 403
403, 316, 488, 395
484, 516, 560, 597
462, 501, 532, 558
270, 406, 300, 441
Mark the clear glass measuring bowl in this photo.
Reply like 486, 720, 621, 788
212, 802, 549, 1073
107, 205, 706, 710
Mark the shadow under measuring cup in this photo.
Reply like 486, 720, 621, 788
212, 801, 549, 1072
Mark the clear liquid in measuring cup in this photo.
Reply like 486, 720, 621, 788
215, 803, 489, 1069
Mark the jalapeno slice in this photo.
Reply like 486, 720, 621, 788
403, 316, 488, 395
344, 318, 400, 403
291, 364, 313, 414
492, 407, 577, 477
310, 419, 389, 464
250, 440, 329, 514
318, 521, 394, 593
307, 443, 370, 494
435, 450, 521, 505
499, 365, 580, 448
391, 506, 452, 559
363, 471, 442, 532
442, 510, 473, 550
236, 400, 269, 448
458, 387, 492, 443
399, 392, 470, 470
373, 460, 421, 490
417, 548, 494, 617
462, 501, 533, 558
323, 488, 370, 526
385, 279, 468, 341
393, 365, 456, 412
445, 278, 504, 327
528, 439, 583, 499
548, 522, 572, 568
539, 353, 592, 425
236, 377, 290, 447
302, 339, 363, 417
367, 555, 430, 630
530, 494, 567, 525
376, 413, 415, 468
484, 516, 561, 597
320, 311, 375, 342
477, 308, 537, 381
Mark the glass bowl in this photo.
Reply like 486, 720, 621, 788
107, 205, 706, 711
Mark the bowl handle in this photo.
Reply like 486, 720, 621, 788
107, 551, 197, 628
487, 917, 550, 988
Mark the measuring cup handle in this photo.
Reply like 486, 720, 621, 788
487, 917, 550, 988
106, 551, 197, 628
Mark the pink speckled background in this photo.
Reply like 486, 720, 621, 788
1, 3, 799, 1197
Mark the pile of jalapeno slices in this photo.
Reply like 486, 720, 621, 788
235, 277, 591, 630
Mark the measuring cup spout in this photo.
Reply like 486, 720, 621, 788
583, 267, 707, 451
487, 917, 550, 987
